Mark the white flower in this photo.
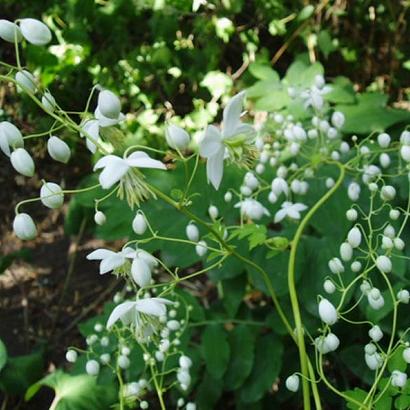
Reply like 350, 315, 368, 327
271, 177, 289, 197
0, 19, 22, 43
199, 91, 253, 190
340, 243, 353, 261
380, 185, 396, 201
365, 352, 382, 370
368, 288, 385, 310
403, 347, 410, 363
165, 124, 190, 150
47, 136, 71, 164
40, 182, 64, 209
86, 247, 135, 274
0, 121, 24, 156
318, 298, 338, 325
324, 333, 340, 352
94, 151, 166, 189
10, 148, 35, 176
20, 18, 52, 45
331, 111, 345, 129
179, 355, 192, 369
401, 146, 410, 162
106, 297, 173, 329
195, 240, 208, 257
13, 213, 37, 240
274, 201, 307, 223
80, 119, 101, 153
234, 198, 270, 221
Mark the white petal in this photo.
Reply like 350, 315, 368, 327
287, 208, 301, 220
230, 123, 253, 137
222, 91, 246, 138
99, 160, 129, 189
86, 248, 116, 260
135, 298, 168, 317
206, 147, 225, 190
126, 151, 167, 170
293, 203, 308, 212
106, 301, 136, 329
0, 135, 10, 156
199, 125, 222, 158
100, 254, 125, 274
93, 155, 120, 170
274, 209, 287, 223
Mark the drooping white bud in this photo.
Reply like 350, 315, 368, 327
13, 213, 37, 240
97, 90, 121, 119
401, 146, 410, 162
329, 257, 344, 274
377, 133, 391, 148
208, 205, 218, 220
365, 352, 382, 370
368, 288, 385, 310
40, 182, 64, 208
85, 360, 100, 376
285, 374, 299, 392
382, 236, 393, 250
369, 325, 383, 342
380, 185, 396, 201
0, 121, 24, 156
340, 242, 353, 261
15, 70, 36, 93
379, 153, 391, 168
318, 298, 338, 325
0, 19, 22, 43
394, 238, 405, 251
42, 91, 56, 112
346, 209, 358, 221
132, 213, 147, 235
351, 261, 362, 272
179, 355, 192, 369
118, 355, 130, 369
47, 136, 71, 163
271, 177, 288, 197
94, 211, 106, 225
347, 182, 360, 202
376, 255, 392, 273
324, 333, 340, 351
347, 227, 362, 248
20, 18, 52, 45
331, 111, 345, 129
391, 370, 407, 388
195, 240, 207, 257
323, 279, 336, 294
224, 191, 232, 202
65, 350, 78, 363
326, 178, 335, 189
403, 347, 410, 363
186, 223, 199, 242
10, 148, 35, 176
397, 289, 410, 304
131, 257, 152, 287
165, 124, 190, 150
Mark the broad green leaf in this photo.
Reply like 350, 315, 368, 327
325, 77, 356, 104
221, 274, 247, 317
248, 63, 279, 81
0, 339, 7, 372
224, 325, 256, 390
345, 388, 368, 409
388, 346, 407, 372
239, 334, 283, 403
196, 372, 223, 410
395, 395, 410, 409
201, 325, 230, 379
318, 30, 336, 58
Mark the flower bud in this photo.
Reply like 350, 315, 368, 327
391, 370, 407, 388
47, 136, 71, 163
379, 153, 391, 168
340, 242, 353, 261
365, 352, 382, 370
85, 360, 100, 376
15, 70, 36, 93
10, 148, 35, 176
0, 19, 22, 43
351, 261, 362, 272
42, 91, 56, 112
131, 257, 151, 287
369, 325, 383, 342
384, 224, 396, 238
132, 213, 147, 235
347, 227, 361, 248
323, 279, 336, 294
40, 182, 64, 208
0, 121, 24, 156
165, 124, 190, 150
403, 348, 410, 363
97, 90, 121, 119
318, 298, 338, 325
368, 288, 385, 310
377, 133, 391, 148
118, 355, 130, 369
66, 350, 78, 363
324, 333, 340, 352
285, 374, 299, 392
376, 255, 392, 273
347, 182, 360, 201
224, 191, 232, 202
93, 211, 106, 226
380, 185, 396, 201
195, 240, 207, 257
20, 18, 52, 45
346, 209, 358, 221
331, 111, 345, 129
179, 355, 192, 369
397, 289, 410, 304
186, 223, 199, 242
13, 213, 37, 240
329, 257, 344, 274
401, 146, 410, 162
208, 205, 218, 220
394, 237, 405, 251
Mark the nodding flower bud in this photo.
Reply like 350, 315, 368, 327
165, 124, 190, 150
13, 213, 37, 240
65, 350, 78, 363
10, 148, 35, 177
401, 146, 410, 162
397, 289, 410, 304
391, 370, 407, 388
403, 347, 410, 363
195, 240, 207, 257
94, 211, 106, 226
208, 205, 218, 220
186, 223, 199, 242
376, 255, 392, 273
0, 19, 22, 43
368, 288, 385, 310
85, 360, 100, 376
380, 185, 396, 201
20, 18, 52, 46
132, 212, 147, 235
40, 182, 64, 209
369, 325, 383, 342
377, 133, 391, 148
347, 227, 362, 248
340, 242, 353, 262
328, 257, 344, 274
285, 374, 299, 392
131, 257, 151, 287
365, 352, 382, 371
323, 279, 336, 294
42, 91, 56, 112
346, 209, 358, 221
347, 182, 360, 202
318, 298, 338, 325
47, 136, 71, 163
15, 70, 37, 93
97, 90, 121, 119
179, 355, 192, 369
331, 111, 345, 129
324, 332, 340, 352
224, 191, 232, 202
0, 121, 24, 157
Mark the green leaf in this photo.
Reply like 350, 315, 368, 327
388, 346, 407, 372
395, 395, 410, 409
239, 334, 283, 403
196, 372, 223, 410
0, 339, 7, 372
224, 325, 256, 391
345, 388, 368, 409
26, 370, 116, 410
325, 77, 356, 104
317, 30, 336, 58
222, 274, 247, 317
230, 224, 267, 250
297, 5, 314, 21
201, 325, 230, 379
248, 63, 279, 81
